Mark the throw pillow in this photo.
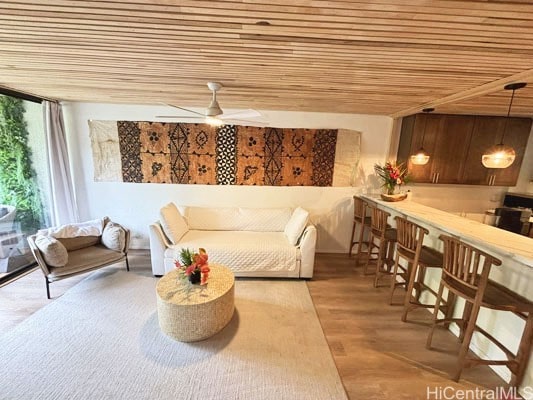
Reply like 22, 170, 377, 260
160, 202, 189, 244
284, 207, 310, 246
101, 222, 126, 253
34, 235, 68, 267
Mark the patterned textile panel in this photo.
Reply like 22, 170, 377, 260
116, 121, 338, 186
165, 230, 299, 272
183, 207, 293, 232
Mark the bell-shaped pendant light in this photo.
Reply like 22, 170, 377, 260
410, 108, 434, 165
482, 82, 526, 169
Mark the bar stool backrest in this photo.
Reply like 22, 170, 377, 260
353, 196, 367, 222
370, 207, 390, 238
439, 235, 502, 292
394, 216, 428, 260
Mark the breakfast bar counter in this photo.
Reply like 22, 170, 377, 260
360, 195, 533, 269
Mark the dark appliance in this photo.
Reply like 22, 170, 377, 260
495, 207, 532, 236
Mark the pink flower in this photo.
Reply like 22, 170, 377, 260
200, 265, 210, 285
194, 248, 209, 266
185, 264, 196, 276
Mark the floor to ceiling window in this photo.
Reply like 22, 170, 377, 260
0, 93, 52, 283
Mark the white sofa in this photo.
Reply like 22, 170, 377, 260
149, 205, 317, 278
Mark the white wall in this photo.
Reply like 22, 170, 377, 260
62, 103, 393, 251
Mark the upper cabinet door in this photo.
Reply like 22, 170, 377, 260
492, 118, 531, 186
461, 116, 506, 185
431, 115, 475, 184
462, 116, 532, 186
400, 114, 443, 183
398, 114, 473, 184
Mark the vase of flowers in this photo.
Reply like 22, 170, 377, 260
374, 162, 409, 201
174, 248, 210, 285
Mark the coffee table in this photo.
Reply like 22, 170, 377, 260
156, 264, 235, 342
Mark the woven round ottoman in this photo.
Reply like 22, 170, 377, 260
156, 264, 235, 342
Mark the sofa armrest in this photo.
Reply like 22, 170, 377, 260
149, 222, 171, 276
299, 224, 317, 278
27, 235, 52, 277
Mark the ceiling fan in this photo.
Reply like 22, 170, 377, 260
156, 82, 267, 126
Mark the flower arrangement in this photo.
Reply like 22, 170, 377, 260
174, 248, 210, 285
374, 161, 409, 195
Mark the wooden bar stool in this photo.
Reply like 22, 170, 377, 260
426, 235, 533, 386
363, 206, 397, 288
389, 217, 450, 322
348, 196, 371, 258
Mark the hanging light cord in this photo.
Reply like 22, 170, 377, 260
500, 88, 516, 145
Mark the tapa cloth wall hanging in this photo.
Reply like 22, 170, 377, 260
88, 121, 361, 187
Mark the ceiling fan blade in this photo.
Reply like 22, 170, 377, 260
225, 118, 270, 126
167, 104, 206, 117
155, 115, 204, 119
219, 109, 262, 120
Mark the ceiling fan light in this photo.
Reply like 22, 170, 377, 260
481, 144, 516, 168
205, 116, 224, 126
410, 148, 430, 165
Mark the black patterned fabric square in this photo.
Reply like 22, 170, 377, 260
117, 121, 143, 183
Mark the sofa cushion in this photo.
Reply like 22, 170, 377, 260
160, 202, 189, 244
284, 207, 309, 246
34, 235, 69, 267
184, 207, 292, 231
102, 222, 126, 252
57, 236, 100, 251
165, 230, 299, 274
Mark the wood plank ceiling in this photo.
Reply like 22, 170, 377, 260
1, 0, 533, 117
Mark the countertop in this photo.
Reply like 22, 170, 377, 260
360, 195, 533, 268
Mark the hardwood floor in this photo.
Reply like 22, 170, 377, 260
0, 250, 508, 399
308, 253, 510, 400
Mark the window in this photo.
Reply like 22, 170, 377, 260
0, 94, 52, 281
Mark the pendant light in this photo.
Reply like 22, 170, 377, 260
482, 82, 526, 169
410, 107, 434, 165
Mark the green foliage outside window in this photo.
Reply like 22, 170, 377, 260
0, 95, 44, 232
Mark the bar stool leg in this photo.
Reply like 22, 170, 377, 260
348, 221, 357, 257
511, 313, 533, 387
373, 240, 386, 288
426, 281, 446, 349
453, 302, 482, 382
363, 233, 376, 275
356, 221, 367, 258
389, 251, 402, 305
402, 263, 420, 322
459, 302, 473, 342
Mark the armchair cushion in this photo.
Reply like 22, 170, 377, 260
58, 236, 100, 251
160, 202, 188, 244
47, 245, 124, 279
284, 207, 309, 246
102, 222, 126, 252
34, 235, 68, 267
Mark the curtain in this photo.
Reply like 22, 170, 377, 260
43, 101, 79, 225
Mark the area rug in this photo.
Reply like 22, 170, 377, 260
0, 269, 347, 400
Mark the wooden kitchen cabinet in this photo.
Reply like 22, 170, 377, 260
397, 113, 531, 187
398, 114, 474, 184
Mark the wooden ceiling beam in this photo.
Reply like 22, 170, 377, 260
391, 69, 533, 117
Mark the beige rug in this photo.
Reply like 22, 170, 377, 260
0, 268, 347, 400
